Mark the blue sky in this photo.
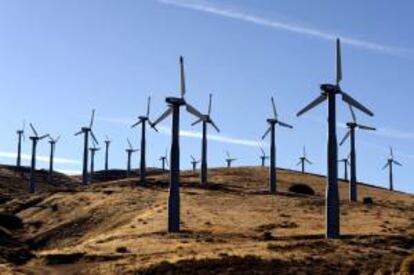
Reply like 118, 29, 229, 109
0, 0, 413, 193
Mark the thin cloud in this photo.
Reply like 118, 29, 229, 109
0, 151, 80, 165
158, 0, 412, 57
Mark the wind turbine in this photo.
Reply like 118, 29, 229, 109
338, 157, 350, 181
339, 105, 376, 202
159, 149, 168, 172
262, 97, 293, 193
259, 146, 269, 167
225, 151, 236, 168
126, 138, 139, 178
190, 155, 200, 173
104, 135, 111, 176
48, 135, 60, 180
89, 142, 100, 183
28, 123, 49, 193
131, 96, 158, 184
151, 56, 204, 233
296, 38, 374, 239
297, 146, 312, 174
191, 93, 220, 185
16, 121, 25, 168
382, 147, 402, 191
75, 109, 98, 185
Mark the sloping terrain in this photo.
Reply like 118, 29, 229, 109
0, 166, 412, 274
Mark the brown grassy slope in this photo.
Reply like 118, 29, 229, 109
0, 166, 413, 274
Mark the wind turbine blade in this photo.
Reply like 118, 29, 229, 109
382, 162, 390, 170
180, 56, 186, 97
261, 127, 271, 140
90, 109, 95, 128
390, 147, 394, 158
226, 151, 230, 158
296, 160, 302, 166
210, 120, 220, 133
260, 146, 265, 155
147, 96, 151, 117
348, 104, 357, 123
208, 93, 212, 115
133, 149, 139, 153
271, 96, 278, 119
29, 123, 38, 136
339, 130, 351, 146
39, 134, 49, 140
22, 120, 26, 132
191, 118, 203, 126
127, 138, 133, 149
305, 158, 313, 165
131, 120, 142, 128
90, 131, 99, 145
186, 103, 204, 120
152, 107, 172, 126
336, 38, 342, 85
147, 120, 159, 132
303, 146, 306, 158
341, 92, 374, 117
191, 155, 196, 161
74, 130, 83, 136
393, 160, 402, 166
278, 121, 293, 129
358, 124, 376, 131
297, 95, 327, 117
55, 136, 61, 143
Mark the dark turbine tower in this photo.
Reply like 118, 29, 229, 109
89, 142, 100, 183
338, 157, 350, 181
259, 146, 269, 167
75, 110, 98, 185
382, 147, 402, 191
28, 124, 49, 193
190, 155, 200, 173
261, 97, 293, 193
340, 105, 376, 202
126, 138, 139, 178
151, 56, 204, 233
104, 135, 111, 176
297, 38, 374, 239
16, 121, 25, 168
297, 146, 312, 174
191, 94, 220, 185
225, 151, 236, 168
132, 96, 157, 184
159, 149, 168, 172
48, 135, 60, 180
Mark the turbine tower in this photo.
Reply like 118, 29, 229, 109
132, 96, 157, 184
225, 151, 236, 168
297, 146, 312, 174
16, 121, 25, 168
159, 149, 168, 172
89, 142, 100, 183
338, 157, 350, 181
104, 135, 111, 177
382, 147, 402, 191
297, 38, 374, 239
261, 97, 293, 193
151, 56, 204, 233
28, 124, 49, 193
340, 105, 376, 202
190, 155, 200, 173
126, 138, 139, 178
48, 135, 60, 180
75, 109, 98, 185
259, 146, 269, 167
191, 93, 220, 185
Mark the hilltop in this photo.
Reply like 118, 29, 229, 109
0, 166, 412, 274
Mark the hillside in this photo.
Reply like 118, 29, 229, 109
0, 166, 412, 274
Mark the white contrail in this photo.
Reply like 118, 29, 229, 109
96, 116, 264, 147
157, 126, 263, 147
55, 168, 82, 175
158, 0, 412, 57
0, 151, 80, 165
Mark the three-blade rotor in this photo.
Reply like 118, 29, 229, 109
262, 96, 293, 140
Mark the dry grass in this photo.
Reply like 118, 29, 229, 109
0, 166, 412, 274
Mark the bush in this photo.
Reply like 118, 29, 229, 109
289, 184, 315, 196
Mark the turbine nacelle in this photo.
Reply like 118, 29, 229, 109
320, 83, 340, 94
